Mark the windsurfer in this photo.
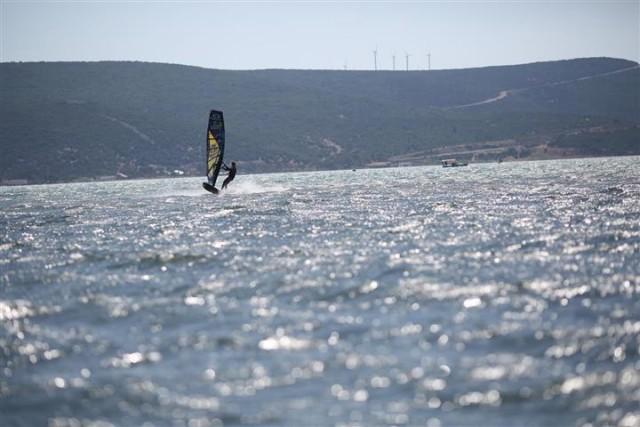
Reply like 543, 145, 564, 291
221, 161, 237, 189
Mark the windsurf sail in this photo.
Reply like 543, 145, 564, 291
206, 110, 225, 187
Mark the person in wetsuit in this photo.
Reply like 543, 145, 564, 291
221, 161, 237, 190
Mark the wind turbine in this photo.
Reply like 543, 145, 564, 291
372, 48, 378, 71
405, 52, 411, 71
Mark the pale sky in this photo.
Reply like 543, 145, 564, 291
1, 1, 638, 70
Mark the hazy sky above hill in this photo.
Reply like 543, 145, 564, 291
1, 1, 638, 70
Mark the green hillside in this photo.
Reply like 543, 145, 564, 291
1, 58, 638, 183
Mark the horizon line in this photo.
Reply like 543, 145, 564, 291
1, 56, 638, 73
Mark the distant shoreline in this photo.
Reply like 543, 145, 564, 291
3, 154, 638, 188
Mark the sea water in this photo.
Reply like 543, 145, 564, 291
1, 157, 639, 427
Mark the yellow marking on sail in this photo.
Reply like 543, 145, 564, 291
207, 130, 220, 174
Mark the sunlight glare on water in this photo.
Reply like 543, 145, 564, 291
1, 157, 639, 427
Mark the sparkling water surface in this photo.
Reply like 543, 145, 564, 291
1, 157, 640, 427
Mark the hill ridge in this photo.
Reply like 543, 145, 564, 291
1, 57, 638, 184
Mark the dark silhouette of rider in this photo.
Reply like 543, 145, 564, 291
221, 161, 237, 189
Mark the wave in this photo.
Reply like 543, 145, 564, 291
221, 178, 289, 195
